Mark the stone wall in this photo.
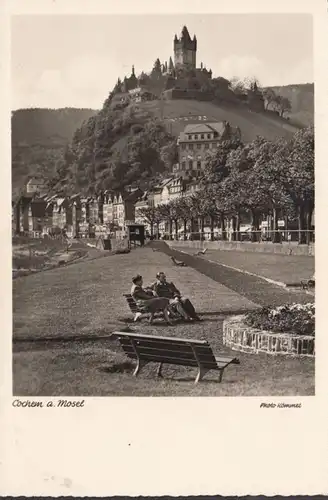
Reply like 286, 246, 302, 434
166, 239, 314, 256
223, 315, 315, 357
163, 89, 213, 101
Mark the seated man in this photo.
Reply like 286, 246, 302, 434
131, 274, 172, 325
150, 272, 201, 321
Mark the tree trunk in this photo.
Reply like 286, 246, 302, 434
220, 214, 227, 241
210, 216, 215, 241
272, 207, 280, 243
200, 217, 204, 240
150, 222, 154, 237
298, 204, 306, 244
190, 217, 194, 240
231, 216, 237, 241
250, 211, 256, 242
236, 213, 241, 241
306, 207, 312, 245
174, 219, 178, 240
183, 219, 187, 240
284, 215, 288, 241
169, 219, 173, 240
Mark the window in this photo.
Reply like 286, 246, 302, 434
201, 134, 204, 139
205, 143, 209, 149
189, 144, 193, 150
188, 135, 192, 140
189, 161, 193, 169
181, 143, 186, 150
181, 162, 186, 170
197, 143, 201, 149
194, 134, 198, 139
182, 156, 186, 161
197, 155, 202, 160
197, 161, 201, 169
207, 133, 211, 139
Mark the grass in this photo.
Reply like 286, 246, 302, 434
140, 99, 299, 142
12, 237, 88, 277
13, 246, 314, 396
172, 247, 314, 285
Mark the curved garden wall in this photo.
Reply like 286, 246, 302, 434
223, 315, 315, 357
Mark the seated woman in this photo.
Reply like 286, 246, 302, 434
131, 274, 172, 325
150, 272, 202, 321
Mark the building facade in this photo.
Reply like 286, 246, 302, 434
176, 121, 239, 179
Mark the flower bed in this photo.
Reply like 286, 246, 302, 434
245, 303, 315, 336
223, 303, 315, 357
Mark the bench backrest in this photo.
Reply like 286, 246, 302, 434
123, 293, 139, 313
111, 331, 218, 369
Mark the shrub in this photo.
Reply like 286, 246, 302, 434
245, 303, 315, 336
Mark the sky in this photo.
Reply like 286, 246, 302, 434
11, 14, 313, 110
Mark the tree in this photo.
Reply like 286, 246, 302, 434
271, 126, 314, 244
202, 137, 243, 185
137, 206, 159, 237
273, 95, 292, 117
262, 88, 277, 110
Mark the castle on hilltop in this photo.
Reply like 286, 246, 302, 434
117, 26, 213, 98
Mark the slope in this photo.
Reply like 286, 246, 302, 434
138, 99, 301, 142
267, 83, 314, 127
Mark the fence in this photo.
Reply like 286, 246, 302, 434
158, 229, 315, 244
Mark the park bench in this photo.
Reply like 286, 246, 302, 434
123, 293, 181, 322
110, 330, 240, 384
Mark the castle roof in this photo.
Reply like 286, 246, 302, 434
181, 26, 191, 41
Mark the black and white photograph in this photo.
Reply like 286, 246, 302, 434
11, 12, 315, 397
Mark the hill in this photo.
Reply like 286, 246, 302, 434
141, 99, 301, 142
12, 83, 313, 198
51, 91, 310, 195
265, 83, 314, 127
12, 108, 97, 199
12, 108, 98, 146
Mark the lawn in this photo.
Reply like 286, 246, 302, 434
13, 246, 315, 396
171, 247, 314, 285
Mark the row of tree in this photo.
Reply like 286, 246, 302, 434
137, 126, 314, 244
230, 77, 292, 117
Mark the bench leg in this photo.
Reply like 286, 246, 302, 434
194, 367, 210, 384
134, 312, 142, 322
133, 359, 148, 377
218, 370, 224, 383
157, 362, 163, 378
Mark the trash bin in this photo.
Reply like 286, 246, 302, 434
103, 239, 112, 250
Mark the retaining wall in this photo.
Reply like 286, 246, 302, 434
166, 240, 314, 256
223, 315, 315, 357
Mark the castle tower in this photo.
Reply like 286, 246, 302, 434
173, 26, 197, 70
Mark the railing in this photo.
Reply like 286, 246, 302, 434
154, 229, 315, 244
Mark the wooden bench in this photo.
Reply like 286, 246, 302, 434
123, 293, 181, 322
110, 330, 240, 384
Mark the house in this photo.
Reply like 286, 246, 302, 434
52, 197, 73, 232
26, 177, 47, 196
14, 193, 35, 234
176, 121, 240, 179
27, 197, 52, 235
113, 189, 143, 230
102, 192, 114, 226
